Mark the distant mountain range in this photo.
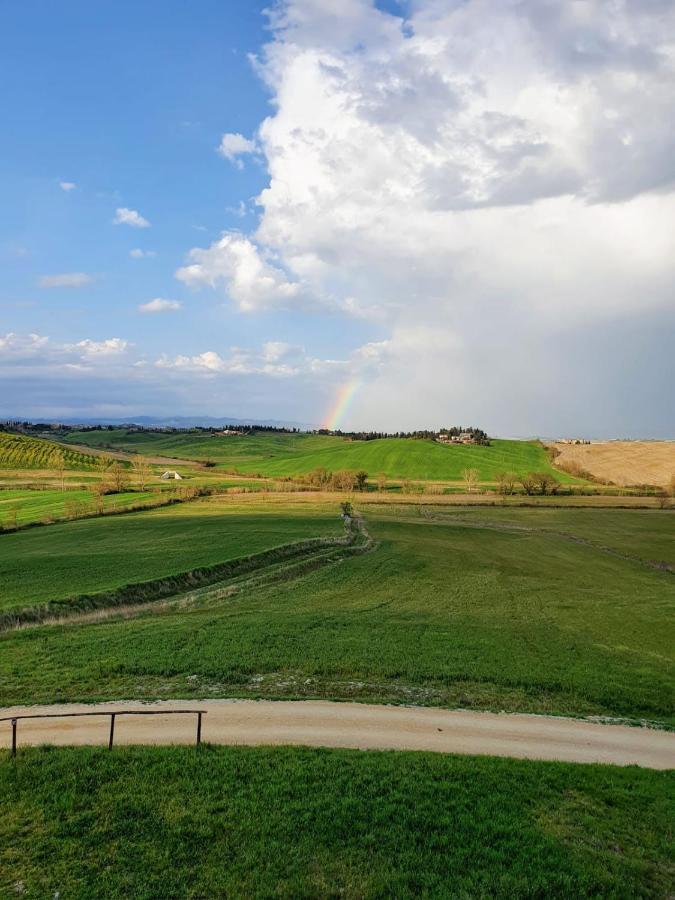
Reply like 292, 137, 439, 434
5, 414, 317, 430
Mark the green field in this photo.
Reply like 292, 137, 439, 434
1, 745, 672, 898
381, 505, 675, 566
0, 497, 341, 614
0, 488, 157, 528
60, 429, 578, 482
2, 485, 673, 897
0, 431, 99, 470
1, 500, 672, 725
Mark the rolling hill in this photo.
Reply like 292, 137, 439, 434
59, 430, 579, 482
0, 431, 100, 470
554, 440, 675, 487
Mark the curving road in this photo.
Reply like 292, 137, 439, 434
2, 700, 673, 769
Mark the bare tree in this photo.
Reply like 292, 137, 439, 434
520, 473, 537, 495
109, 461, 130, 493
462, 468, 479, 493
354, 470, 368, 492
54, 449, 66, 491
331, 470, 357, 491
496, 471, 518, 495
529, 472, 561, 495
376, 473, 387, 493
131, 455, 151, 491
90, 487, 105, 515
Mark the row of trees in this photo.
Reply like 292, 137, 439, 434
317, 425, 490, 444
495, 471, 561, 496
292, 467, 370, 492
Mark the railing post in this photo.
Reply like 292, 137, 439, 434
196, 712, 202, 746
108, 713, 116, 750
11, 718, 17, 758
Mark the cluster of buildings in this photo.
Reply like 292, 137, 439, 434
436, 432, 478, 445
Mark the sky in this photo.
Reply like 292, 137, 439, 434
1, 0, 674, 437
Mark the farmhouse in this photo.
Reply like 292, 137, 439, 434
160, 470, 183, 480
436, 432, 477, 445
213, 429, 244, 436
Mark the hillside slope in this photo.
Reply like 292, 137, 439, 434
554, 441, 675, 487
60, 430, 579, 482
0, 432, 99, 470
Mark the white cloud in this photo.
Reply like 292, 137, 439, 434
38, 273, 94, 288
261, 341, 295, 362
138, 298, 181, 314
217, 132, 258, 167
75, 338, 129, 357
59, 181, 76, 192
176, 232, 319, 311
113, 207, 150, 228
0, 333, 130, 367
0, 332, 50, 357
130, 248, 156, 259
155, 338, 382, 380
170, 0, 675, 432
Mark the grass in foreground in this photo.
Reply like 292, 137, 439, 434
1, 503, 672, 725
0, 745, 672, 898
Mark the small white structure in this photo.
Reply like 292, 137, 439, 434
161, 470, 183, 480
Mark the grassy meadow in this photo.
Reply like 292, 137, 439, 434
0, 488, 157, 528
1, 498, 672, 725
1, 745, 673, 898
0, 496, 341, 614
1, 445, 673, 898
60, 428, 579, 483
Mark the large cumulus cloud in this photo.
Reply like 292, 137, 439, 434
178, 0, 675, 434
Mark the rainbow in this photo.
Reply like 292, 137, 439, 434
323, 379, 362, 431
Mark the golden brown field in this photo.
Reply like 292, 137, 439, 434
553, 441, 675, 487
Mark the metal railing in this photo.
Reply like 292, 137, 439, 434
1, 709, 206, 757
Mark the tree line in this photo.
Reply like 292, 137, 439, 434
317, 425, 490, 443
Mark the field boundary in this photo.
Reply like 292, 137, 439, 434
0, 486, 216, 537
0, 519, 374, 631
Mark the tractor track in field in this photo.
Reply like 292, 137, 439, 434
0, 518, 376, 632
1, 699, 673, 769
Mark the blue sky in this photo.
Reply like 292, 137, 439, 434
1, 1, 673, 436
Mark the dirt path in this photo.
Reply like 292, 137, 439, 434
2, 700, 673, 769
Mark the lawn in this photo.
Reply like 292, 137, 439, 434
0, 496, 342, 613
60, 429, 579, 482
0, 745, 672, 898
1, 501, 672, 725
